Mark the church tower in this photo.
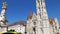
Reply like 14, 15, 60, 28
0, 2, 8, 26
26, 10, 34, 34
36, 0, 50, 34
26, 0, 50, 34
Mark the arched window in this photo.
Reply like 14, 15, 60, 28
33, 27, 36, 32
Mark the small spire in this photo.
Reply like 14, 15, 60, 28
2, 1, 7, 9
29, 10, 33, 19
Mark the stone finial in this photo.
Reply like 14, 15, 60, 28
2, 2, 7, 9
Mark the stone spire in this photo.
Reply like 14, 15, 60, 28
0, 2, 8, 25
29, 10, 33, 19
0, 2, 7, 21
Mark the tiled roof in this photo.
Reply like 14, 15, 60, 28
0, 21, 26, 27
8, 21, 26, 26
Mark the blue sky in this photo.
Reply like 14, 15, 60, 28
0, 0, 60, 25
